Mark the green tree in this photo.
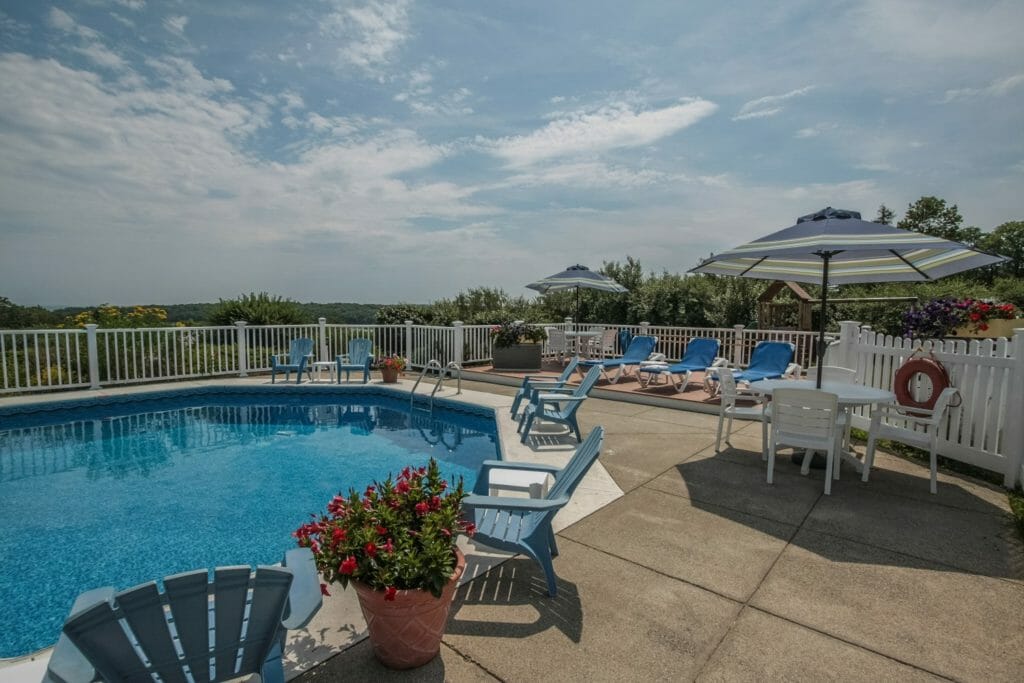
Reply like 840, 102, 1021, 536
983, 221, 1024, 278
874, 204, 896, 225
209, 292, 304, 325
897, 196, 965, 241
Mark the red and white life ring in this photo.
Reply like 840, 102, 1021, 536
893, 355, 951, 415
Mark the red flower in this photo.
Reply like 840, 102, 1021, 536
339, 556, 357, 575
415, 501, 429, 516
441, 528, 451, 537
439, 480, 447, 491
320, 583, 331, 596
461, 521, 477, 536
969, 312, 982, 321
980, 323, 989, 331
383, 538, 395, 553
384, 586, 397, 601
376, 525, 387, 536
332, 527, 347, 544
400, 466, 412, 480
979, 303, 991, 312
364, 542, 378, 557
430, 495, 442, 510
396, 480, 411, 494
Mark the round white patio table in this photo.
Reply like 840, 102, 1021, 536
564, 330, 602, 358
747, 379, 896, 470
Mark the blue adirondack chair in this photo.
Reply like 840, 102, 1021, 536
518, 365, 601, 444
465, 426, 604, 597
271, 337, 314, 384
336, 337, 374, 384
510, 356, 581, 419
44, 548, 322, 683
637, 337, 721, 391
578, 335, 658, 383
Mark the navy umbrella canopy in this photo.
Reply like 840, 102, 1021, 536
526, 264, 628, 323
690, 207, 1006, 386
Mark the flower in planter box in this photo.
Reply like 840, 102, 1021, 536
489, 321, 547, 348
374, 354, 407, 371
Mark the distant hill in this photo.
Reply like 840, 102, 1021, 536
43, 302, 383, 326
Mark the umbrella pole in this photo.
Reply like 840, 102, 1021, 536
816, 255, 831, 389
575, 286, 580, 329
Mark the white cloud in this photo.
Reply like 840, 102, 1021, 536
321, 0, 411, 75
114, 0, 146, 10
163, 15, 188, 36
942, 73, 1024, 103
500, 162, 676, 189
795, 122, 837, 139
733, 86, 814, 121
485, 98, 718, 167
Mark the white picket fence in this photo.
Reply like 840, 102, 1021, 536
2, 318, 1021, 487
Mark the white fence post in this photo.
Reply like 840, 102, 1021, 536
564, 316, 574, 332
640, 321, 650, 334
1003, 328, 1024, 488
85, 324, 100, 389
453, 321, 464, 366
733, 324, 746, 366
404, 320, 413, 365
317, 317, 328, 361
837, 320, 860, 372
235, 321, 248, 377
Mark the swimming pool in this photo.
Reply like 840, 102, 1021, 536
0, 386, 500, 658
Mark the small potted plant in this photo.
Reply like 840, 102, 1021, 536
375, 354, 407, 383
490, 321, 547, 371
295, 459, 475, 669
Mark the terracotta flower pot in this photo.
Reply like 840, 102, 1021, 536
380, 366, 401, 383
352, 548, 465, 669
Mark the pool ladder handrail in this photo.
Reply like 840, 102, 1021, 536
410, 360, 462, 412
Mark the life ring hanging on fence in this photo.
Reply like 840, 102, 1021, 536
893, 352, 951, 416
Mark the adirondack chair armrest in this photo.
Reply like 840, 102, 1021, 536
271, 354, 289, 366
463, 494, 569, 511
336, 353, 351, 363
280, 547, 323, 630
527, 382, 571, 392
45, 587, 115, 683
479, 460, 561, 476
520, 373, 558, 385
537, 394, 586, 406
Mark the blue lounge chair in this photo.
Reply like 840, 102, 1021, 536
638, 337, 722, 391
510, 356, 581, 419
706, 341, 796, 393
336, 337, 373, 384
518, 365, 601, 444
578, 335, 658, 383
465, 426, 604, 597
271, 337, 314, 384
45, 548, 322, 683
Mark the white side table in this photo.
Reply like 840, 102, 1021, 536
487, 468, 550, 499
310, 361, 336, 383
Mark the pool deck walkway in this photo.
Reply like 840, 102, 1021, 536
3, 374, 1023, 681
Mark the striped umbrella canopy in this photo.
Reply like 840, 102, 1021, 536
689, 207, 1006, 386
526, 264, 628, 323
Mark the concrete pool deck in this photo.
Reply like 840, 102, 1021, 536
3, 373, 1023, 681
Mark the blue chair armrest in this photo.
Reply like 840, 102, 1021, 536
336, 354, 350, 363
479, 460, 561, 475
280, 548, 322, 630
537, 394, 586, 406
463, 494, 569, 512
45, 587, 115, 683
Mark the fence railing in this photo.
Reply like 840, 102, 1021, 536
3, 317, 1020, 487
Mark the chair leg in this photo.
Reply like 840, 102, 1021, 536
761, 416, 769, 461
823, 444, 835, 495
928, 434, 938, 495
261, 637, 286, 683
510, 392, 523, 419
568, 415, 582, 442
862, 414, 881, 483
520, 413, 536, 444
548, 525, 559, 558
766, 433, 777, 484
529, 540, 559, 597
715, 412, 725, 452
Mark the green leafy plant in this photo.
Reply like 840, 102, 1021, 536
489, 321, 546, 348
294, 459, 474, 598
209, 292, 304, 325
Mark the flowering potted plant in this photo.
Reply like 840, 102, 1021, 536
375, 354, 407, 383
903, 298, 1020, 339
490, 321, 547, 371
295, 459, 475, 669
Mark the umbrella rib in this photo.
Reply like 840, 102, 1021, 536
888, 249, 932, 279
739, 256, 768, 277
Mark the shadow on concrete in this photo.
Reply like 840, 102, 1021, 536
672, 447, 1024, 580
447, 558, 583, 643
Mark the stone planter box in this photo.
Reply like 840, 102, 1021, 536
955, 319, 1022, 339
492, 343, 543, 371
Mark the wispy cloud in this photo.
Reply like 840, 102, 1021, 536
485, 98, 718, 167
47, 8, 128, 71
322, 0, 411, 75
733, 86, 814, 121
942, 73, 1024, 103
795, 122, 837, 139
163, 15, 188, 36
113, 0, 146, 10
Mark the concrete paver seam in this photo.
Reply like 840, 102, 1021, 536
440, 641, 505, 682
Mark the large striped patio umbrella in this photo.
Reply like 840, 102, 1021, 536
527, 264, 628, 324
689, 207, 1006, 387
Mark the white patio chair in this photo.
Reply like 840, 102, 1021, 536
767, 388, 843, 495
805, 366, 858, 383
545, 328, 570, 365
715, 367, 768, 459
589, 328, 617, 358
862, 387, 960, 494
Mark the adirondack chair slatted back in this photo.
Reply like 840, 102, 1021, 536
682, 338, 720, 367
559, 355, 581, 381
562, 365, 602, 414
546, 426, 604, 501
622, 335, 658, 362
289, 338, 314, 363
62, 566, 293, 682
346, 338, 373, 365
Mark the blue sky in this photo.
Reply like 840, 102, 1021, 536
1, 1, 1022, 307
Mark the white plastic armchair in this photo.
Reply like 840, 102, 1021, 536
862, 387, 960, 494
768, 389, 843, 495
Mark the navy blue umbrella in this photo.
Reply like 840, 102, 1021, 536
690, 207, 1006, 386
526, 264, 628, 324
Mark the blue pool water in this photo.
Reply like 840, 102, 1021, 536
0, 387, 499, 658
